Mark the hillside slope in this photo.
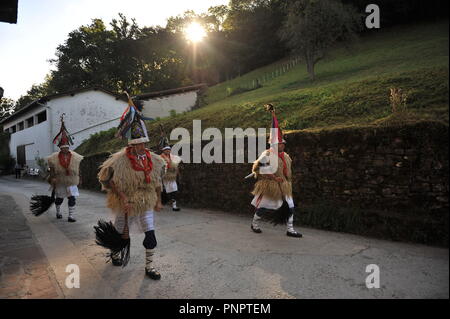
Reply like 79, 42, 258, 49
77, 22, 449, 156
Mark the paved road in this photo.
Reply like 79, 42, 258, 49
0, 175, 448, 299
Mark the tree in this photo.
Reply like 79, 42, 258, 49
0, 97, 15, 172
48, 18, 116, 92
14, 77, 54, 110
221, 0, 288, 76
47, 14, 190, 95
280, 0, 361, 80
207, 5, 230, 31
0, 97, 15, 122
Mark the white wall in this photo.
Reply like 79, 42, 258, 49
4, 89, 199, 168
8, 120, 52, 168
141, 91, 198, 119
48, 90, 125, 151
5, 90, 126, 168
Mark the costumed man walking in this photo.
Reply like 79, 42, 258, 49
160, 145, 182, 211
249, 104, 302, 238
96, 94, 166, 280
47, 114, 84, 222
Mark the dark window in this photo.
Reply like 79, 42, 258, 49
11, 126, 16, 133
26, 117, 34, 128
18, 122, 24, 131
37, 111, 47, 123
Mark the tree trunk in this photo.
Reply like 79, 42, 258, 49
306, 57, 316, 81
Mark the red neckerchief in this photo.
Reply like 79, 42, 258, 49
161, 153, 171, 169
277, 151, 288, 177
126, 146, 153, 183
58, 151, 72, 176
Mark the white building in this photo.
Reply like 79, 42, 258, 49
137, 84, 206, 119
1, 84, 206, 168
1, 87, 127, 168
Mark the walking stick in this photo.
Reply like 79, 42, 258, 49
120, 213, 131, 266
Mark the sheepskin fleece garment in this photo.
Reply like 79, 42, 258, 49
47, 151, 84, 186
251, 150, 293, 200
98, 148, 165, 217
162, 154, 181, 182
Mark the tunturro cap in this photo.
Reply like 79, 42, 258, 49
53, 114, 74, 148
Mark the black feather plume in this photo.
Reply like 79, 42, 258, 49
94, 220, 131, 267
30, 190, 55, 216
260, 200, 292, 225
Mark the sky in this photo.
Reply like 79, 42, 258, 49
0, 0, 228, 101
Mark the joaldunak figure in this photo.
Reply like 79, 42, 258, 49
95, 94, 166, 280
160, 144, 182, 211
47, 114, 84, 222
249, 104, 303, 238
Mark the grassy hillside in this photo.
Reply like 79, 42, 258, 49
77, 22, 449, 156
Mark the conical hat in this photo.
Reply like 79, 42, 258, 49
53, 114, 73, 148
265, 103, 286, 146
116, 93, 149, 144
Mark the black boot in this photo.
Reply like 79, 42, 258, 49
111, 252, 123, 266
172, 200, 180, 211
286, 230, 303, 238
68, 216, 77, 222
145, 268, 161, 280
251, 224, 262, 233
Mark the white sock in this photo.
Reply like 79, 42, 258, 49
56, 205, 61, 215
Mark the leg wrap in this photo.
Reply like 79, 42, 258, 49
68, 206, 75, 218
252, 208, 274, 229
143, 230, 157, 249
252, 209, 265, 229
145, 249, 156, 271
252, 214, 261, 228
170, 192, 179, 209
287, 207, 296, 232
55, 197, 64, 205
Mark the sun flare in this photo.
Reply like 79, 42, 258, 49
184, 22, 207, 43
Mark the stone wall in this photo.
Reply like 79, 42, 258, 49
80, 121, 449, 246
80, 152, 110, 191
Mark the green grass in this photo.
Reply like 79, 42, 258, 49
77, 21, 449, 156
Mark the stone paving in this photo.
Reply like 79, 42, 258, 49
0, 176, 448, 299
0, 194, 62, 299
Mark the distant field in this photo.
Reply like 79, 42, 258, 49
77, 21, 449, 156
